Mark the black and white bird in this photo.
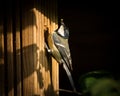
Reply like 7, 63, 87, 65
44, 19, 76, 92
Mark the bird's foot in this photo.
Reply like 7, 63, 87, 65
47, 49, 52, 54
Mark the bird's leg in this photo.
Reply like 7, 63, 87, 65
44, 42, 52, 54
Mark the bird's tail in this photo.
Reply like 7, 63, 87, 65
63, 63, 76, 92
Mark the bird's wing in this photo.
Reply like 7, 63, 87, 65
52, 32, 73, 71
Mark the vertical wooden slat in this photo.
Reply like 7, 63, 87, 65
33, 2, 39, 95
20, 0, 24, 95
7, 16, 14, 96
21, 3, 35, 96
21, 1, 35, 95
15, 0, 22, 95
3, 1, 14, 96
0, 13, 5, 96
3, 8, 8, 96
32, 7, 38, 95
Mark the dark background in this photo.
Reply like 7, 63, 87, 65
0, 0, 118, 95
58, 0, 118, 95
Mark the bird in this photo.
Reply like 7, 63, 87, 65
44, 19, 76, 92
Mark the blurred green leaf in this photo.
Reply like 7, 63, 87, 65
90, 78, 120, 96
78, 70, 113, 93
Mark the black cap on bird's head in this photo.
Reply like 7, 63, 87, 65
60, 18, 64, 25
56, 19, 69, 39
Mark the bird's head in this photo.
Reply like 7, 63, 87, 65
56, 19, 69, 39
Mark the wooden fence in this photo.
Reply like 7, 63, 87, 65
0, 0, 58, 96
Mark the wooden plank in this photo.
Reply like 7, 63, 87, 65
32, 7, 42, 95
7, 16, 14, 96
2, 2, 15, 96
0, 14, 5, 96
21, 3, 35, 95
39, 1, 46, 95
32, 7, 38, 95
15, 0, 22, 95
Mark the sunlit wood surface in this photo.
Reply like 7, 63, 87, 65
0, 0, 58, 96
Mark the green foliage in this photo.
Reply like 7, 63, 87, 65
78, 71, 120, 96
90, 78, 120, 96
78, 70, 113, 93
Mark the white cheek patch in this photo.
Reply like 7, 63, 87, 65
58, 25, 65, 37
